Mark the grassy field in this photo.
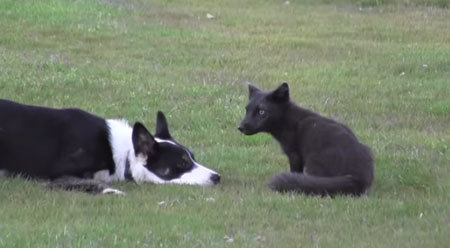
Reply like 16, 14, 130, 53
0, 0, 449, 247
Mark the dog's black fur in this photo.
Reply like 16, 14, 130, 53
0, 99, 115, 179
239, 83, 374, 196
0, 99, 220, 194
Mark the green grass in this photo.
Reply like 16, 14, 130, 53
0, 0, 449, 247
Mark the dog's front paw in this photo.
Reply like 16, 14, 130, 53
102, 188, 126, 196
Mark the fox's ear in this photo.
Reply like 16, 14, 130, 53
269, 82, 289, 102
248, 83, 261, 99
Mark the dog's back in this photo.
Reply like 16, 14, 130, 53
0, 99, 114, 179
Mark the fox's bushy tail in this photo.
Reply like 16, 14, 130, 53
269, 172, 367, 196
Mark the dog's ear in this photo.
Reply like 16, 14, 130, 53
132, 122, 157, 157
155, 111, 172, 139
268, 82, 289, 102
248, 83, 261, 99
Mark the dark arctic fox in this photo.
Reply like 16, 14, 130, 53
238, 82, 374, 196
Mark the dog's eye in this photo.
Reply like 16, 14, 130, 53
178, 161, 191, 169
259, 109, 265, 116
182, 154, 190, 162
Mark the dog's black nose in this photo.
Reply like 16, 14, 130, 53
210, 174, 221, 184
238, 125, 244, 132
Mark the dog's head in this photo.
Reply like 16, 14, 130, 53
238, 82, 290, 135
131, 111, 220, 186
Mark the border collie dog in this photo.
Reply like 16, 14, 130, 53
0, 99, 220, 195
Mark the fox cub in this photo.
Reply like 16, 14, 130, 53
238, 82, 374, 196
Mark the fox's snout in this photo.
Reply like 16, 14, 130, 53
237, 123, 245, 132
238, 121, 256, 135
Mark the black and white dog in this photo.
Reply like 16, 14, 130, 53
0, 99, 220, 195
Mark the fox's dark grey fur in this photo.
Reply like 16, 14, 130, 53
238, 82, 374, 196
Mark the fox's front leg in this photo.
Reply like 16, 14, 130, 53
287, 153, 303, 173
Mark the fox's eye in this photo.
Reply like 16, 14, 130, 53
259, 109, 265, 116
